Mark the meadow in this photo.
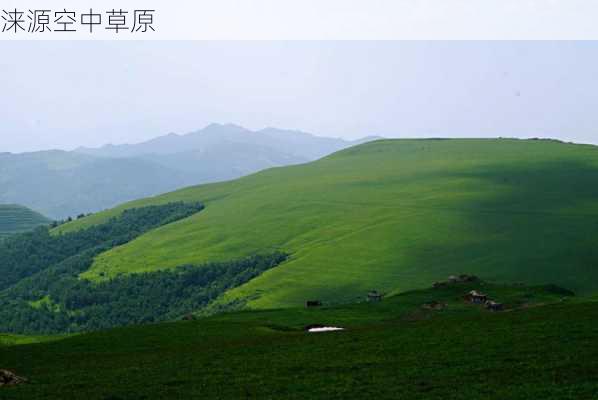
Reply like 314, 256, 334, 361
55, 139, 598, 309
0, 281, 594, 399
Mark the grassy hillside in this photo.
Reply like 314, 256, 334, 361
0, 333, 64, 347
1, 125, 370, 219
0, 283, 594, 399
0, 205, 49, 237
57, 139, 598, 308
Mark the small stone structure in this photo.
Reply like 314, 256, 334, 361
305, 300, 322, 308
0, 369, 26, 387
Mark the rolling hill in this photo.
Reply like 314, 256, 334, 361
0, 205, 49, 237
56, 138, 598, 309
2, 124, 374, 219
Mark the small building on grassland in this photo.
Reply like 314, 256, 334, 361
465, 290, 488, 304
367, 291, 383, 302
485, 300, 504, 311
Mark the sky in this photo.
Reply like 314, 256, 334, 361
0, 40, 597, 153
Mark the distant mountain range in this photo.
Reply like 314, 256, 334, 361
1, 124, 379, 219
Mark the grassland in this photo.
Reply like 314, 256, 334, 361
57, 139, 598, 309
0, 205, 49, 237
0, 333, 64, 347
0, 282, 594, 399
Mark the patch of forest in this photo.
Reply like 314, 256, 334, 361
0, 201, 287, 333
0, 202, 204, 292
0, 202, 246, 333
0, 252, 287, 333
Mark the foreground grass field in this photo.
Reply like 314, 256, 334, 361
0, 282, 594, 399
56, 139, 598, 308
0, 334, 63, 347
0, 205, 49, 238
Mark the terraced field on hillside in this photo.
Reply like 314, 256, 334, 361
0, 205, 49, 237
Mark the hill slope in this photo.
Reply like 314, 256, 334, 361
59, 139, 598, 308
0, 205, 49, 237
3, 125, 374, 219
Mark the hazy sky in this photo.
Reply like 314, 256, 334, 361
1, 41, 597, 153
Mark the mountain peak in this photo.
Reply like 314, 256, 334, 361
201, 123, 249, 134
73, 124, 380, 163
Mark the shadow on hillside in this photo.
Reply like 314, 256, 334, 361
406, 158, 598, 294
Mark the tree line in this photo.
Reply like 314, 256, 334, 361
0, 252, 287, 334
0, 202, 204, 292
0, 201, 274, 333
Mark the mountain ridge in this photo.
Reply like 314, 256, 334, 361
2, 124, 378, 218
75, 123, 377, 160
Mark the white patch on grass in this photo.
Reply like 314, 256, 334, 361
308, 326, 344, 333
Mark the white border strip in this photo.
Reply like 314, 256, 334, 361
0, 0, 596, 40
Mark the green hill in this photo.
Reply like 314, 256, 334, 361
57, 139, 598, 308
0, 205, 49, 237
1, 125, 375, 219
1, 283, 595, 399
